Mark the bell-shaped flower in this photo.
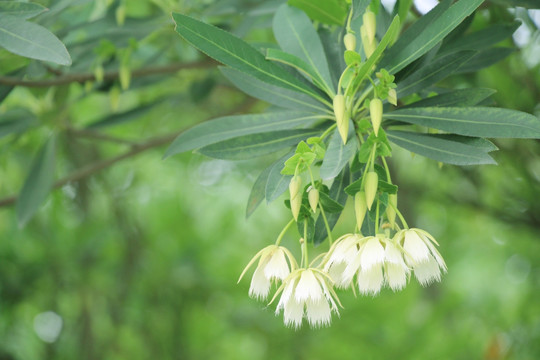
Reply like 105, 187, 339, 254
272, 268, 341, 328
322, 234, 361, 288
238, 245, 298, 300
394, 228, 447, 286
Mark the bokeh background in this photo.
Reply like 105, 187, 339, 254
0, 0, 539, 359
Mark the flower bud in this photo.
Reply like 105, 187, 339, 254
94, 65, 104, 83
364, 171, 378, 210
344, 33, 357, 51
333, 94, 348, 144
363, 11, 376, 43
354, 191, 367, 230
308, 188, 319, 213
387, 193, 397, 228
370, 98, 382, 136
388, 88, 397, 106
289, 175, 302, 221
119, 65, 131, 90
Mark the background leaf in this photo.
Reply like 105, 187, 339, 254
403, 88, 497, 108
288, 0, 347, 26
320, 124, 357, 180
16, 136, 56, 227
265, 151, 294, 203
0, 14, 72, 65
0, 1, 46, 19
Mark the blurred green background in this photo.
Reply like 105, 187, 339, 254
0, 0, 539, 359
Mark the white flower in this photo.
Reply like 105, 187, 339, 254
238, 245, 297, 300
383, 239, 409, 291
394, 228, 447, 286
323, 234, 360, 288
272, 268, 341, 328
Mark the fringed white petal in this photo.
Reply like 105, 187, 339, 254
357, 265, 384, 295
385, 262, 408, 291
306, 298, 332, 328
413, 254, 441, 286
264, 248, 290, 280
360, 237, 385, 270
295, 269, 323, 302
283, 297, 304, 329
249, 265, 271, 300
403, 230, 430, 265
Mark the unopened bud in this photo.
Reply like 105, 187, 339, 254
308, 188, 319, 213
344, 33, 357, 51
94, 65, 104, 83
354, 191, 367, 230
388, 88, 397, 106
119, 65, 131, 90
360, 25, 376, 58
333, 94, 348, 144
387, 193, 397, 228
370, 98, 382, 136
110, 86, 121, 112
363, 11, 376, 43
289, 176, 302, 221
116, 5, 126, 26
364, 171, 378, 210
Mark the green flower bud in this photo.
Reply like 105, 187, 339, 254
364, 171, 378, 210
94, 65, 104, 83
360, 25, 376, 58
387, 193, 397, 228
308, 188, 319, 213
289, 175, 302, 221
333, 94, 348, 144
119, 65, 131, 91
370, 98, 382, 136
344, 33, 357, 51
354, 191, 367, 230
363, 11, 376, 43
388, 88, 397, 106
116, 4, 126, 26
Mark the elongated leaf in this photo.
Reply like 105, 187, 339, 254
456, 48, 515, 74
220, 67, 327, 113
87, 100, 164, 129
385, 107, 540, 138
16, 136, 56, 227
273, 5, 334, 93
266, 151, 294, 203
439, 22, 520, 56
0, 14, 71, 65
289, 0, 347, 26
404, 88, 496, 108
434, 134, 498, 152
313, 166, 350, 245
387, 131, 495, 165
0, 109, 37, 138
0, 1, 46, 19
197, 129, 321, 160
353, 0, 371, 20
165, 111, 322, 157
266, 48, 328, 91
319, 28, 345, 87
246, 164, 272, 218
172, 12, 320, 99
350, 15, 401, 94
397, 51, 476, 98
380, 0, 483, 74
320, 124, 357, 180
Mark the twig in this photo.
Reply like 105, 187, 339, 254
0, 59, 217, 87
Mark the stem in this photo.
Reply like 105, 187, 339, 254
303, 221, 309, 266
381, 156, 392, 184
353, 84, 374, 114
319, 205, 334, 246
389, 201, 409, 229
319, 123, 337, 141
275, 218, 296, 246
375, 198, 380, 234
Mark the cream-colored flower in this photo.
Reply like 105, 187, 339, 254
394, 228, 447, 286
238, 245, 297, 300
322, 234, 361, 288
272, 268, 341, 328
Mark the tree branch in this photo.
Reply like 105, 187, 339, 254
0, 59, 217, 87
0, 97, 258, 208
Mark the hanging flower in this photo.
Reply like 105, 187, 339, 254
323, 234, 361, 288
394, 228, 447, 286
272, 268, 341, 328
238, 245, 298, 300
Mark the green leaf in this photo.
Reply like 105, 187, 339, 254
197, 129, 321, 160
297, 213, 315, 243
266, 48, 328, 92
220, 67, 327, 113
380, 0, 483, 74
397, 51, 476, 98
320, 124, 357, 180
288, 0, 347, 26
0, 1, 46, 19
404, 88, 497, 108
455, 48, 515, 74
384, 107, 540, 139
246, 164, 272, 218
438, 22, 520, 56
313, 166, 350, 245
387, 130, 496, 165
433, 134, 498, 152
318, 192, 344, 213
273, 4, 334, 93
266, 152, 294, 203
0, 14, 71, 65
0, 109, 37, 138
165, 111, 322, 157
349, 15, 401, 95
172, 12, 320, 99
396, 0, 414, 24
352, 0, 371, 20
87, 100, 164, 129
16, 136, 56, 227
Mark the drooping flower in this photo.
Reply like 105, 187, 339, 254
323, 234, 361, 288
272, 268, 341, 328
238, 245, 298, 300
394, 228, 447, 286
